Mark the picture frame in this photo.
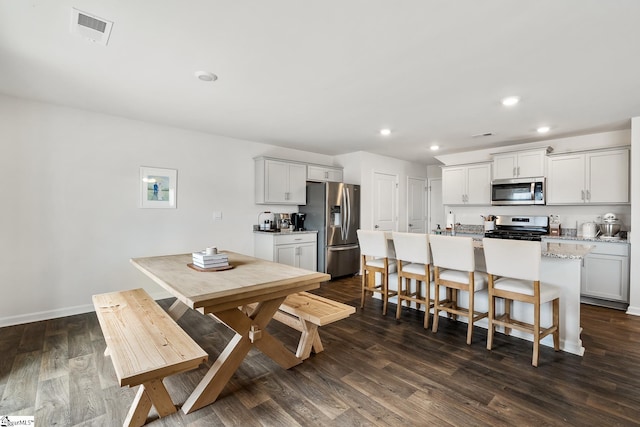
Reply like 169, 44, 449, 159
140, 166, 177, 208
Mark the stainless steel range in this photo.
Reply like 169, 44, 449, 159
484, 215, 549, 241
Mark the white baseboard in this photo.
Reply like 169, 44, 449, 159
0, 289, 174, 328
626, 305, 640, 316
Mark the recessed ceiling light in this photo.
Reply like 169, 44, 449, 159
380, 128, 391, 136
430, 145, 439, 151
501, 96, 520, 107
537, 126, 550, 134
194, 71, 218, 82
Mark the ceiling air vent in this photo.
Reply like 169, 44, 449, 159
70, 8, 113, 46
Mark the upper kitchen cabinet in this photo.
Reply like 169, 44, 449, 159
442, 162, 491, 205
547, 148, 629, 205
492, 148, 549, 180
255, 157, 307, 204
307, 164, 343, 182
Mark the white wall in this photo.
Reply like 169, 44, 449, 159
336, 151, 428, 231
0, 95, 334, 326
628, 117, 640, 315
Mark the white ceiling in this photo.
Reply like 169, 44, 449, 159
1, 1, 639, 164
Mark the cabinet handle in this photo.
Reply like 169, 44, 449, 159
285, 192, 289, 200
586, 190, 591, 201
581, 190, 585, 201
324, 171, 329, 179
513, 167, 516, 177
517, 166, 520, 176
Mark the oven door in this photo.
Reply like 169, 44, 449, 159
491, 178, 545, 206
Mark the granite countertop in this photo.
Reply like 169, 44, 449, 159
542, 234, 629, 244
471, 238, 593, 260
254, 230, 318, 235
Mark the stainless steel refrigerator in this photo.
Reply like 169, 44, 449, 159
299, 182, 360, 278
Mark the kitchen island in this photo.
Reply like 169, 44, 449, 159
380, 237, 592, 356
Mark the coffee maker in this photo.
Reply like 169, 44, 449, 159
291, 213, 306, 231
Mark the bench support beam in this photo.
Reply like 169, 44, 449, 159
124, 379, 176, 427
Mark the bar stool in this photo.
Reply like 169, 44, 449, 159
429, 235, 487, 345
356, 229, 397, 315
392, 232, 434, 328
482, 238, 560, 367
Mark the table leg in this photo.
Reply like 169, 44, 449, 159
182, 296, 300, 414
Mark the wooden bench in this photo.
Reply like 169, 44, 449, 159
93, 288, 208, 427
246, 292, 355, 360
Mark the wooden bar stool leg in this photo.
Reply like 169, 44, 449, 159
395, 276, 404, 320
423, 279, 431, 329
533, 300, 541, 367
432, 280, 440, 333
382, 269, 389, 316
466, 273, 474, 345
487, 275, 495, 351
553, 298, 560, 351
360, 262, 367, 309
504, 299, 512, 336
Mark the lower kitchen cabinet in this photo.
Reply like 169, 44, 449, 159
254, 232, 318, 271
581, 242, 629, 303
543, 238, 629, 306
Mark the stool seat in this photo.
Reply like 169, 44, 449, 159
401, 263, 432, 278
439, 270, 487, 291
365, 258, 397, 273
494, 278, 560, 302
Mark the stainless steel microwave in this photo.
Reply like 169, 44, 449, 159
491, 177, 545, 206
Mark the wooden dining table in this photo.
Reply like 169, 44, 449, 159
130, 251, 330, 414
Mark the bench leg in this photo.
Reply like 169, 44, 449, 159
296, 321, 321, 360
124, 379, 176, 427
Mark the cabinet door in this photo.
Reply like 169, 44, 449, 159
298, 243, 317, 271
307, 165, 343, 182
581, 254, 629, 302
493, 154, 517, 179
275, 245, 297, 267
586, 149, 629, 204
547, 154, 585, 204
442, 167, 466, 205
466, 163, 491, 205
265, 160, 290, 203
287, 163, 307, 204
517, 150, 546, 178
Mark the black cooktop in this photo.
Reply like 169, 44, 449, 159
484, 230, 546, 241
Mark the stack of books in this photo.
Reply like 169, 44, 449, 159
192, 251, 229, 269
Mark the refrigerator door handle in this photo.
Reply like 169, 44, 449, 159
345, 186, 351, 238
341, 187, 347, 241
328, 244, 360, 251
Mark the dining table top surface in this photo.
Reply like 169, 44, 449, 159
130, 251, 331, 311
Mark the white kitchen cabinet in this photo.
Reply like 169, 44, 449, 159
547, 148, 629, 205
255, 157, 307, 204
307, 164, 343, 182
254, 232, 317, 271
543, 238, 629, 305
442, 163, 491, 205
492, 148, 548, 180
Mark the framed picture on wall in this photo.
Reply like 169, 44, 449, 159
140, 166, 177, 208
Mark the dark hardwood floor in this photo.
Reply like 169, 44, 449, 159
1, 276, 640, 426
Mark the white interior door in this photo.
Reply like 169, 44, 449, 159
373, 171, 398, 231
428, 178, 443, 233
407, 177, 426, 233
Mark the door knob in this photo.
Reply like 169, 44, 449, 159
374, 225, 379, 229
